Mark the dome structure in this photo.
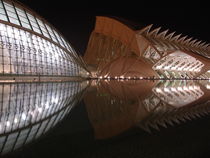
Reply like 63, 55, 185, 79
0, 0, 87, 82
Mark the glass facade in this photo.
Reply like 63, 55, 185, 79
0, 0, 83, 77
0, 81, 86, 154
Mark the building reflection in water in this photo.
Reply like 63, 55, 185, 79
0, 81, 87, 155
84, 80, 210, 139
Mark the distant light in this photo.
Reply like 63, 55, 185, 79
6, 121, 10, 127
171, 87, 176, 92
52, 98, 58, 104
164, 87, 170, 92
206, 85, 210, 89
14, 118, 18, 123
120, 76, 124, 79
45, 102, 49, 109
189, 86, 194, 90
155, 88, 162, 93
38, 107, 42, 113
22, 113, 26, 120
177, 87, 183, 91
183, 86, 188, 91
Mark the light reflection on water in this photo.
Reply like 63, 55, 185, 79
0, 81, 88, 156
1, 80, 210, 156
84, 80, 210, 138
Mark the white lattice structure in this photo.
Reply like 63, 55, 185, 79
0, 0, 87, 79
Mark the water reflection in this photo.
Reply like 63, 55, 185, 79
84, 80, 210, 139
0, 82, 87, 155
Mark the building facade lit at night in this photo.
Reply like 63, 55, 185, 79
0, 0, 87, 82
84, 16, 210, 79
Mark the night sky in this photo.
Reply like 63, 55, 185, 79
17, 0, 210, 55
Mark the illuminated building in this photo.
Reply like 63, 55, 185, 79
84, 16, 210, 79
0, 0, 87, 82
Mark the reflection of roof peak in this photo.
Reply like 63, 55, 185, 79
139, 101, 210, 133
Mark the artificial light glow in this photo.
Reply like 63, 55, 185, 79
120, 76, 124, 79
156, 65, 162, 69
189, 86, 194, 90
171, 87, 176, 92
183, 86, 188, 91
14, 118, 18, 123
206, 85, 210, 89
52, 98, 58, 104
45, 102, 49, 109
22, 113, 26, 120
164, 87, 170, 92
155, 88, 162, 93
38, 107, 42, 113
6, 121, 10, 127
177, 87, 183, 91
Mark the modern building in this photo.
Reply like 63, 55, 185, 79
84, 16, 210, 79
0, 0, 88, 82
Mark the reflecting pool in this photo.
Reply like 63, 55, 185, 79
2, 80, 210, 157
0, 81, 87, 156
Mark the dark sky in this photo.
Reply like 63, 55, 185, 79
17, 0, 210, 55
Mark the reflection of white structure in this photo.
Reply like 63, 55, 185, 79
0, 82, 86, 155
153, 81, 204, 107
0, 0, 86, 77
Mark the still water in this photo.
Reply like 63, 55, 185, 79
1, 80, 210, 157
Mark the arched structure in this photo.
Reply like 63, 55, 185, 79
84, 16, 210, 79
0, 0, 88, 82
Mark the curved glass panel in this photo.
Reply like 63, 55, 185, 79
0, 0, 72, 52
0, 23, 79, 76
0, 0, 84, 77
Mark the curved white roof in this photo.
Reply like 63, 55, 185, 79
0, 0, 75, 54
